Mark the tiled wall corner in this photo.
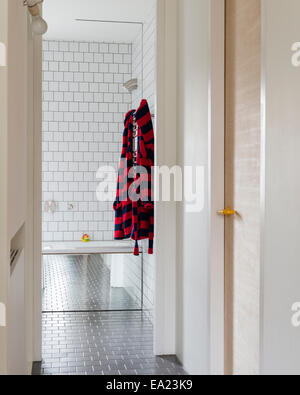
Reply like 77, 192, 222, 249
131, 3, 157, 324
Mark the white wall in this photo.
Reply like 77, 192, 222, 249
7, 4, 27, 242
132, 29, 143, 110
176, 0, 211, 375
261, 0, 300, 375
123, 254, 143, 306
42, 40, 132, 242
154, 0, 177, 356
0, 0, 36, 374
132, 2, 157, 323
8, 251, 25, 374
139, 4, 157, 323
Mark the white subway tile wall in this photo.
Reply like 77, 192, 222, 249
131, 4, 157, 323
42, 40, 132, 242
123, 254, 143, 307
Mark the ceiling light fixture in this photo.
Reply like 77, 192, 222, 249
24, 0, 48, 36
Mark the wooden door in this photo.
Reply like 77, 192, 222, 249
225, 0, 261, 375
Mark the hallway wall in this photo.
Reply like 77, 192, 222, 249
176, 0, 210, 375
0, 0, 36, 375
261, 0, 300, 375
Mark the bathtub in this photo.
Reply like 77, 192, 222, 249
42, 240, 136, 255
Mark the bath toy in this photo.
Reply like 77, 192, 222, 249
81, 234, 90, 243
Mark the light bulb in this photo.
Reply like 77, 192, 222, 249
31, 15, 48, 35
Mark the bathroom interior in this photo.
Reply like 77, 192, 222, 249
42, 0, 155, 312
33, 0, 185, 376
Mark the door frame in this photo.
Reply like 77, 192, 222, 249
209, 0, 225, 375
31, 33, 42, 362
31, 34, 43, 361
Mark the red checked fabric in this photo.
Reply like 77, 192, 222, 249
113, 99, 154, 256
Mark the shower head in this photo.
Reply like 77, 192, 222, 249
123, 78, 138, 92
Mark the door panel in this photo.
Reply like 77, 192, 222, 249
225, 0, 261, 375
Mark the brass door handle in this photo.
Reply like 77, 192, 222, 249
217, 206, 236, 216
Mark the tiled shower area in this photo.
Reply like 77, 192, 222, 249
41, 2, 156, 318
41, 23, 156, 310
41, 35, 147, 313
33, 1, 187, 376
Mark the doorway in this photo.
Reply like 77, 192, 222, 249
32, 0, 186, 376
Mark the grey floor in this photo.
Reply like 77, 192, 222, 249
33, 311, 186, 376
43, 254, 141, 311
34, 254, 186, 376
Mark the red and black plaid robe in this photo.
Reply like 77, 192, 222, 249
113, 99, 154, 256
